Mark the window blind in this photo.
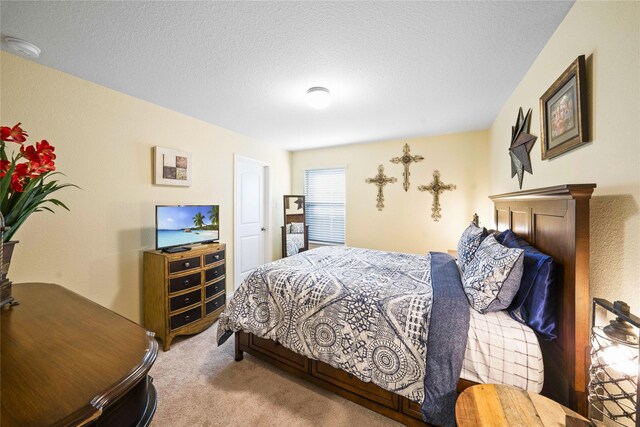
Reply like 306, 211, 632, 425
304, 168, 345, 244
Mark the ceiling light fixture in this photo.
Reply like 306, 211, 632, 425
3, 37, 41, 58
307, 87, 331, 109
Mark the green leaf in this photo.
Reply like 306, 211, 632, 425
1, 168, 77, 241
0, 163, 16, 210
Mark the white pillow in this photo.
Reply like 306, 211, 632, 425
290, 222, 304, 234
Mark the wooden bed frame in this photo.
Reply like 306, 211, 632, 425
235, 184, 596, 425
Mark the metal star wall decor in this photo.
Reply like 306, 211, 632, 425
390, 143, 424, 191
365, 164, 397, 211
418, 170, 456, 222
509, 107, 538, 189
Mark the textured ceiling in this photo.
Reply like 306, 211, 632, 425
0, 1, 573, 151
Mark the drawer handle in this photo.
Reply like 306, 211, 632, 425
215, 255, 220, 260
184, 297, 190, 303
185, 315, 190, 321
184, 262, 190, 268
184, 279, 190, 286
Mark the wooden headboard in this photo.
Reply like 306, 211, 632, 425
489, 184, 596, 416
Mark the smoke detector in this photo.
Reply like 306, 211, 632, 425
4, 37, 41, 58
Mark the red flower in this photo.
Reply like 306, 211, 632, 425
0, 121, 75, 238
34, 158, 55, 174
0, 160, 11, 178
0, 123, 28, 144
16, 161, 41, 179
36, 140, 55, 159
20, 144, 40, 163
0, 127, 10, 141
16, 162, 37, 177
9, 164, 31, 192
14, 163, 29, 177
19, 141, 56, 174
10, 174, 24, 192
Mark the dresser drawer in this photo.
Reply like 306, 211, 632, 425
312, 361, 399, 409
205, 264, 225, 282
170, 289, 201, 312
169, 272, 201, 294
170, 306, 201, 330
169, 256, 201, 274
205, 279, 225, 299
205, 294, 225, 314
205, 250, 225, 265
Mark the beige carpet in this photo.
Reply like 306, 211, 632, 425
149, 323, 401, 426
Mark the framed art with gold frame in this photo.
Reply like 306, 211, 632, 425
540, 55, 589, 160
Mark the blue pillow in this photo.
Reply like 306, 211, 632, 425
501, 230, 557, 340
496, 229, 511, 245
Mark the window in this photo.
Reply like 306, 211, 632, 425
304, 168, 345, 244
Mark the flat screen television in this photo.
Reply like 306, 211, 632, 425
156, 205, 219, 251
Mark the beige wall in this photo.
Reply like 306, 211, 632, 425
488, 1, 640, 309
0, 52, 291, 323
292, 131, 491, 254
1, 0, 636, 323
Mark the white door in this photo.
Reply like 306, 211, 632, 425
234, 156, 269, 290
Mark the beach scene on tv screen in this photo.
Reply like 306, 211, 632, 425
157, 205, 219, 248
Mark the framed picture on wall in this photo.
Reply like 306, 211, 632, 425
154, 146, 192, 186
540, 55, 589, 160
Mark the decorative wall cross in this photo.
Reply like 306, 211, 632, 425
418, 170, 456, 221
390, 143, 424, 192
365, 164, 397, 211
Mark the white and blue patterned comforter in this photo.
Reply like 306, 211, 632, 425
217, 246, 434, 402
286, 233, 305, 256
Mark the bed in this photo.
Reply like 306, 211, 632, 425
218, 184, 595, 426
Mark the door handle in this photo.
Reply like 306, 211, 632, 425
261, 227, 266, 231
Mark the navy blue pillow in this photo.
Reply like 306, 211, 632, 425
496, 229, 511, 245
501, 230, 557, 340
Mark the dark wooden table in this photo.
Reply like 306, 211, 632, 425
1, 283, 158, 426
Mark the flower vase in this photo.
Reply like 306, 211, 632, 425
0, 240, 18, 308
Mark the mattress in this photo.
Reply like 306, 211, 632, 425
461, 308, 544, 392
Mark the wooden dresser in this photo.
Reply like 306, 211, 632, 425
144, 242, 226, 350
1, 283, 157, 426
